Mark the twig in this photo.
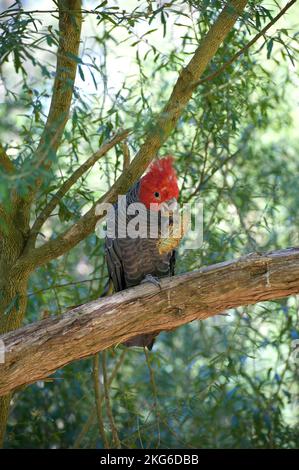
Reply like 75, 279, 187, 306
72, 349, 127, 448
144, 347, 161, 448
28, 277, 104, 297
183, 147, 242, 203
108, 349, 127, 387
72, 409, 96, 448
101, 351, 121, 449
15, 1, 249, 271
0, 7, 164, 20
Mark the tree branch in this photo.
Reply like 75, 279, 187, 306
29, 128, 131, 243
197, 0, 298, 86
33, 0, 82, 179
73, 349, 127, 448
17, 0, 248, 271
101, 351, 121, 449
1, 247, 299, 396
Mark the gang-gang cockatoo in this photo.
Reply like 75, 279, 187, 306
105, 156, 184, 349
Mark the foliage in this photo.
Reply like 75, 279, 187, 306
0, 0, 298, 448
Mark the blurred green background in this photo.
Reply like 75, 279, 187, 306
0, 0, 298, 448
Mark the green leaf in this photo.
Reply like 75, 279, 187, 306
65, 52, 83, 64
58, 201, 73, 222
267, 39, 274, 59
78, 64, 85, 81
161, 11, 167, 38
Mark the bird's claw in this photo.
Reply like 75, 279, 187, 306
141, 274, 162, 290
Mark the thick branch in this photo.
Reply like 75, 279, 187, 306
18, 0, 248, 270
1, 247, 299, 396
29, 129, 131, 242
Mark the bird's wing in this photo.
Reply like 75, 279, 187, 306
105, 237, 126, 292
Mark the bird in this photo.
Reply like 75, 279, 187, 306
104, 156, 183, 350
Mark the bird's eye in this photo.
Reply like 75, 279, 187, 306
154, 191, 160, 198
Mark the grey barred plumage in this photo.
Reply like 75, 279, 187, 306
105, 181, 176, 349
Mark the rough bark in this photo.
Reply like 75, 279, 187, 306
0, 223, 30, 446
1, 247, 299, 397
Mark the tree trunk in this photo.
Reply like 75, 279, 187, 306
0, 230, 30, 447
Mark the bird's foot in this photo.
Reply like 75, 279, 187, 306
141, 274, 162, 290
